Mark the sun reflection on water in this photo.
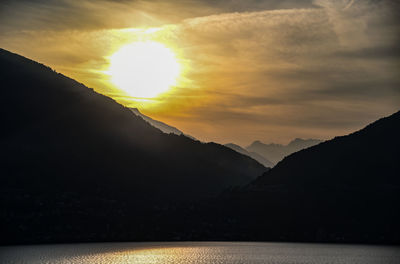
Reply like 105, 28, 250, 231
102, 246, 218, 263
2, 242, 400, 264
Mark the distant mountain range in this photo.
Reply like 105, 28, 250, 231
130, 108, 196, 140
224, 143, 274, 168
131, 108, 317, 168
246, 138, 322, 165
226, 138, 322, 167
129, 108, 319, 168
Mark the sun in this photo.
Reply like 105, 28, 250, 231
108, 41, 181, 98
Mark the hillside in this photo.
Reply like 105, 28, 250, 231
254, 111, 400, 187
204, 111, 400, 243
0, 48, 266, 244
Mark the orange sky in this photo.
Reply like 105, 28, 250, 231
1, 0, 399, 145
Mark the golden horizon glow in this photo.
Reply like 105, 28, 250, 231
108, 41, 181, 99
2, 1, 398, 145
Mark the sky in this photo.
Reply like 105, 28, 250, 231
1, 0, 399, 146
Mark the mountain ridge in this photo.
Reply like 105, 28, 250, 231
0, 48, 267, 244
0, 48, 266, 199
254, 110, 400, 187
246, 138, 322, 164
130, 107, 196, 140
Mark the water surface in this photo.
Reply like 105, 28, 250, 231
1, 242, 399, 264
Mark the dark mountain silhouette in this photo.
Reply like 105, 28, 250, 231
224, 143, 274, 168
246, 138, 322, 165
254, 112, 399, 187
187, 111, 399, 243
130, 107, 196, 140
0, 48, 266, 244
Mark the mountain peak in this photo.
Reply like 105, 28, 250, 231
246, 138, 322, 164
249, 140, 263, 147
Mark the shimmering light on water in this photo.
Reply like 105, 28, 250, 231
1, 242, 399, 264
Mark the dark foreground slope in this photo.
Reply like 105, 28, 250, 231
182, 111, 399, 243
0, 49, 266, 244
255, 111, 400, 187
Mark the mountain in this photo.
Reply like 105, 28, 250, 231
192, 111, 400, 243
224, 143, 274, 168
130, 107, 195, 140
246, 138, 322, 164
0, 48, 266, 244
254, 112, 399, 187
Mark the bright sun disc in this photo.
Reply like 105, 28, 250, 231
108, 41, 180, 98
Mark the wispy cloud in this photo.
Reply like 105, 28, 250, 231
1, 0, 399, 145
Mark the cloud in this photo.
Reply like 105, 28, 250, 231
0, 0, 316, 33
150, 1, 399, 143
0, 0, 213, 33
0, 0, 399, 144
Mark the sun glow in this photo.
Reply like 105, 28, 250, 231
108, 41, 181, 98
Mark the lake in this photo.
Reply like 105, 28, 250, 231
1, 242, 399, 264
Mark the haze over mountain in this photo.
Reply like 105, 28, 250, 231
119, 107, 316, 168
224, 143, 274, 168
246, 138, 322, 165
130, 107, 195, 140
0, 48, 266, 243
129, 108, 316, 168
